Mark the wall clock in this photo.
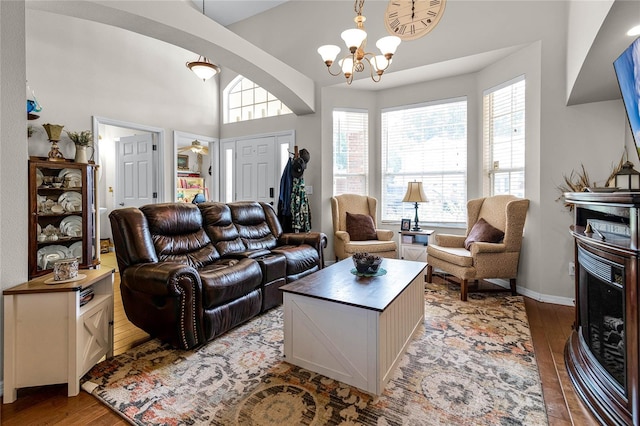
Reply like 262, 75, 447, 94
384, 0, 447, 41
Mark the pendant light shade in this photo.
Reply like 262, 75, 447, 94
186, 56, 220, 81
186, 0, 220, 82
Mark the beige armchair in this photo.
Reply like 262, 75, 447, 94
331, 194, 398, 261
426, 195, 529, 301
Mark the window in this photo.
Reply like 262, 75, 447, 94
483, 76, 525, 197
333, 109, 368, 195
381, 98, 467, 224
224, 76, 292, 123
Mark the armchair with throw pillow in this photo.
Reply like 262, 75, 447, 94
331, 194, 398, 261
426, 195, 529, 301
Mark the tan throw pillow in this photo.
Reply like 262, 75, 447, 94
464, 217, 504, 250
346, 212, 378, 241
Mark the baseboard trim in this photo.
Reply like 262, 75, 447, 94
328, 262, 576, 307
483, 278, 575, 307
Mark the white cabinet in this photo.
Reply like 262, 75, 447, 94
399, 230, 433, 262
3, 268, 114, 403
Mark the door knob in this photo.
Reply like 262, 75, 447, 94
119, 202, 124, 206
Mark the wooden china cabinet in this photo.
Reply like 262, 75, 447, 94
28, 157, 99, 279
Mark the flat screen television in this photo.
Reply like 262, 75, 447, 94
614, 37, 640, 159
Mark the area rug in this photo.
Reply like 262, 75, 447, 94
82, 282, 548, 425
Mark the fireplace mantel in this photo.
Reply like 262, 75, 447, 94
565, 192, 640, 425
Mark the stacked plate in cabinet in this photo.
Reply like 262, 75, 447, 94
35, 168, 44, 187
58, 192, 82, 212
60, 215, 82, 237
37, 245, 71, 270
58, 168, 82, 188
69, 241, 83, 261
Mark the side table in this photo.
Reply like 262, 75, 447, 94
3, 268, 114, 403
399, 229, 434, 262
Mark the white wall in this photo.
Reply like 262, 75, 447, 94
228, 0, 627, 304
0, 0, 29, 390
25, 9, 219, 203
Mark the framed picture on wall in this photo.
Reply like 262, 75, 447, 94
177, 154, 189, 170
401, 219, 411, 231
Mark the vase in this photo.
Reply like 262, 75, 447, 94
74, 145, 88, 163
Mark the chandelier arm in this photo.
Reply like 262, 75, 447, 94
362, 56, 383, 82
325, 64, 344, 77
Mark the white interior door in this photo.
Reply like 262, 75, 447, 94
116, 133, 155, 208
236, 137, 276, 205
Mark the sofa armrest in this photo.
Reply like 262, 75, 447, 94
470, 242, 507, 255
120, 262, 203, 349
279, 231, 328, 268
280, 231, 327, 247
376, 229, 394, 241
435, 233, 466, 247
335, 230, 350, 243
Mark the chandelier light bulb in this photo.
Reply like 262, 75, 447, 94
376, 36, 401, 57
340, 57, 354, 78
371, 55, 390, 74
341, 28, 367, 52
317, 45, 341, 64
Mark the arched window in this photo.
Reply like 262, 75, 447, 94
223, 75, 292, 123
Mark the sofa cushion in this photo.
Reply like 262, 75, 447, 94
464, 218, 504, 250
199, 202, 248, 256
346, 212, 378, 241
141, 203, 220, 268
229, 202, 279, 250
271, 245, 320, 278
199, 258, 262, 309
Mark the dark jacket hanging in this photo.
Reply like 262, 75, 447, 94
277, 157, 294, 232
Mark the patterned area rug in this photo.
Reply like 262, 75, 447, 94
82, 282, 548, 425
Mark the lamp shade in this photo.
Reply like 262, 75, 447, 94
186, 57, 220, 81
317, 45, 341, 63
340, 57, 354, 77
376, 36, 401, 56
341, 28, 367, 50
402, 181, 428, 203
371, 55, 391, 73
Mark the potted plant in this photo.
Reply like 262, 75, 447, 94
65, 130, 92, 163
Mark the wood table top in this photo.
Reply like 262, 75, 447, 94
280, 258, 426, 312
4, 268, 114, 295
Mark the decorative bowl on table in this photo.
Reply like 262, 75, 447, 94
352, 252, 383, 275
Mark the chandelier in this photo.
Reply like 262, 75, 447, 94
317, 0, 400, 84
186, 0, 220, 81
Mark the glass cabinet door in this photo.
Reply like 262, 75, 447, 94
29, 158, 98, 278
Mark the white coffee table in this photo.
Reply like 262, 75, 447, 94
280, 257, 426, 395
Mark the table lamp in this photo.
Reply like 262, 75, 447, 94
402, 181, 428, 231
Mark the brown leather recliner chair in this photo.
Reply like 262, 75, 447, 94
110, 201, 326, 350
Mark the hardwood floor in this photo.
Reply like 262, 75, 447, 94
1, 266, 598, 425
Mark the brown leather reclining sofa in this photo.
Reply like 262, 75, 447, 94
109, 201, 327, 350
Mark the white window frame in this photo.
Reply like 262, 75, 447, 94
483, 75, 526, 197
381, 97, 468, 225
333, 108, 369, 196
223, 75, 292, 123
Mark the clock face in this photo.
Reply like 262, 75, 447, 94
384, 0, 447, 41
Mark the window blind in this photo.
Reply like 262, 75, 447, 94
483, 76, 525, 197
333, 109, 368, 195
381, 98, 467, 223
